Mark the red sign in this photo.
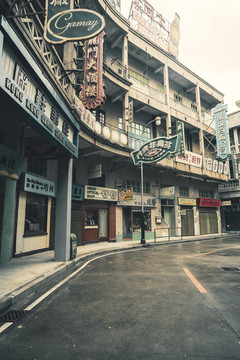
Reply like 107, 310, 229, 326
197, 198, 221, 208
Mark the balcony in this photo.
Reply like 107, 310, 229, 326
170, 98, 199, 122
219, 180, 240, 193
103, 53, 128, 81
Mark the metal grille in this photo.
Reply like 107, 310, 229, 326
221, 267, 240, 272
0, 310, 28, 323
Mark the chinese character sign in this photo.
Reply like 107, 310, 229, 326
131, 135, 180, 165
79, 32, 106, 109
212, 104, 230, 160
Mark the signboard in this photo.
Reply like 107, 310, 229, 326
88, 164, 102, 179
84, 185, 118, 201
72, 185, 84, 201
0, 144, 25, 180
176, 120, 185, 157
128, 1, 180, 58
176, 151, 202, 168
221, 201, 231, 206
212, 104, 230, 160
159, 187, 175, 199
119, 188, 133, 202
178, 198, 197, 206
117, 194, 157, 207
197, 198, 221, 208
44, 1, 105, 44
21, 173, 56, 197
131, 135, 180, 165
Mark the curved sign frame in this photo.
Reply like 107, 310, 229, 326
44, 1, 105, 44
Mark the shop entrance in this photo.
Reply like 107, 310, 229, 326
181, 207, 194, 236
123, 208, 151, 239
199, 209, 218, 234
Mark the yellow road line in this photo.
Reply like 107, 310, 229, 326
183, 268, 207, 294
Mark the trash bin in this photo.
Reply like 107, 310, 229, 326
70, 233, 77, 259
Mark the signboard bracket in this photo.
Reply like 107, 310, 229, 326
5, 0, 45, 19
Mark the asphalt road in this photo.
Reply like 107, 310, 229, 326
1, 237, 240, 359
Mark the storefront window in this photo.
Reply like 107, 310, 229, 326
85, 209, 98, 226
132, 211, 151, 232
24, 193, 48, 235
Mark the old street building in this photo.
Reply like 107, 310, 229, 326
0, 0, 229, 263
219, 110, 240, 231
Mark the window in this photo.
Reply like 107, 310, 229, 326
199, 189, 214, 199
125, 180, 150, 194
85, 209, 98, 227
91, 109, 105, 125
174, 93, 183, 104
24, 193, 48, 236
129, 122, 151, 150
27, 158, 47, 177
191, 104, 197, 112
180, 186, 189, 197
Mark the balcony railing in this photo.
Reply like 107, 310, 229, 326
170, 98, 199, 121
219, 179, 240, 192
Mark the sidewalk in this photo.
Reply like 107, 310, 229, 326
0, 233, 238, 315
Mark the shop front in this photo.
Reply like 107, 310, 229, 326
118, 194, 156, 241
197, 198, 221, 235
81, 185, 118, 244
178, 198, 197, 236
0, 17, 79, 262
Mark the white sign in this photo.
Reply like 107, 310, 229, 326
85, 185, 118, 201
175, 151, 202, 168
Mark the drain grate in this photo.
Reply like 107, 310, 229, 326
0, 310, 28, 323
221, 267, 240, 272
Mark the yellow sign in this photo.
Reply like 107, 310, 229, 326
178, 198, 196, 206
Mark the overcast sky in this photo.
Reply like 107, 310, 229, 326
120, 0, 240, 114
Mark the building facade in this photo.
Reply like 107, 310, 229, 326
0, 0, 229, 263
219, 110, 240, 231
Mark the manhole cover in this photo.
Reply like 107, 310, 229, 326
0, 310, 28, 323
221, 267, 240, 272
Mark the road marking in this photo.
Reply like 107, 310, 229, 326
0, 323, 12, 334
183, 268, 207, 294
187, 251, 217, 258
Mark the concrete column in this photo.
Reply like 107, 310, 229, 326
54, 157, 73, 261
122, 35, 128, 79
0, 178, 17, 263
233, 128, 239, 153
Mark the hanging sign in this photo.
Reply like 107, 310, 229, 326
131, 135, 180, 165
176, 120, 185, 157
44, 1, 105, 44
212, 103, 230, 160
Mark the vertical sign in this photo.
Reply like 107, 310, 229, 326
79, 32, 106, 109
176, 120, 185, 157
212, 104, 230, 160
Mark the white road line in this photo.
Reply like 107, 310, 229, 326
0, 249, 134, 334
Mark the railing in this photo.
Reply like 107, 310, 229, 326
219, 179, 240, 192
154, 227, 182, 242
169, 98, 199, 121
129, 75, 166, 105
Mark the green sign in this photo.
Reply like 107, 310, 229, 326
44, 1, 105, 44
72, 185, 84, 201
131, 135, 180, 165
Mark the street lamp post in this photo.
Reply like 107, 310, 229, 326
140, 117, 161, 245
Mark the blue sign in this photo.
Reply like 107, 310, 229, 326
131, 135, 180, 165
212, 104, 230, 160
